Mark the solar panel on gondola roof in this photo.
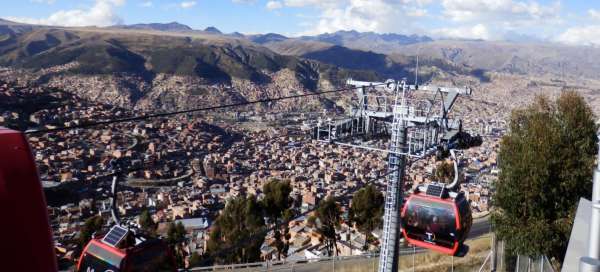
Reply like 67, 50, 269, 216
426, 184, 445, 198
102, 225, 128, 247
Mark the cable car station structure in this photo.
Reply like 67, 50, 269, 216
313, 78, 474, 272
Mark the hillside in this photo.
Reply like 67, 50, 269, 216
0, 20, 383, 112
397, 40, 600, 80
117, 22, 193, 32
299, 30, 433, 50
4, 20, 545, 115
265, 41, 479, 83
260, 30, 600, 81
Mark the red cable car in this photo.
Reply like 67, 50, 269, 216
401, 183, 472, 256
0, 127, 57, 272
77, 225, 177, 272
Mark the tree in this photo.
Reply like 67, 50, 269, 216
349, 185, 384, 249
492, 91, 598, 269
167, 222, 186, 244
188, 252, 203, 268
79, 215, 104, 247
139, 208, 156, 235
315, 196, 342, 256
261, 179, 293, 260
434, 160, 455, 183
207, 195, 266, 264
167, 222, 187, 268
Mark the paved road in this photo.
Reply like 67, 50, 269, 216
469, 216, 492, 239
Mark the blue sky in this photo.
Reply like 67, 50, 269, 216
2, 0, 600, 45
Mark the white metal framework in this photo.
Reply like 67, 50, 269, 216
313, 78, 472, 272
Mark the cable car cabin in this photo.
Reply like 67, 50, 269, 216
77, 225, 176, 272
401, 184, 472, 256
0, 127, 57, 271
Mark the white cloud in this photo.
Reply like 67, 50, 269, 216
432, 0, 561, 41
266, 1, 283, 10
432, 24, 491, 40
589, 9, 600, 20
556, 26, 600, 46
406, 8, 427, 17
140, 1, 152, 7
441, 0, 560, 25
274, 0, 431, 35
8, 0, 125, 27
180, 1, 197, 9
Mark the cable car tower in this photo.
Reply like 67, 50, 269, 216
313, 78, 473, 272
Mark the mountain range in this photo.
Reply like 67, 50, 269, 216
0, 19, 598, 112
100, 21, 600, 80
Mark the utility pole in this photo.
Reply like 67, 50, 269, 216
491, 232, 498, 272
415, 47, 421, 86
579, 141, 600, 272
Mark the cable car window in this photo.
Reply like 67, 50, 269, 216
79, 243, 123, 272
403, 196, 457, 248
127, 244, 175, 272
80, 242, 124, 271
79, 253, 120, 272
457, 198, 472, 240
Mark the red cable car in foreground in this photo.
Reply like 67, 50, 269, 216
77, 225, 177, 272
401, 183, 472, 256
0, 127, 57, 272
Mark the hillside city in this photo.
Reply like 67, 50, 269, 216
1, 76, 502, 266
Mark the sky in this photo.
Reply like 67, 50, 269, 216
2, 0, 600, 45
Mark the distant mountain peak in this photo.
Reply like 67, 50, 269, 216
120, 22, 193, 32
229, 31, 245, 38
249, 33, 288, 44
204, 26, 222, 34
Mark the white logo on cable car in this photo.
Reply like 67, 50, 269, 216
425, 232, 435, 242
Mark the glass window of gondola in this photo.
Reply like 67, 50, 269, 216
78, 242, 123, 271
125, 243, 176, 272
457, 198, 472, 241
403, 196, 457, 248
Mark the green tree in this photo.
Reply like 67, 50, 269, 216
188, 252, 203, 268
307, 215, 317, 228
79, 215, 104, 247
261, 179, 293, 260
167, 222, 187, 268
139, 208, 156, 235
434, 160, 455, 183
492, 91, 597, 268
315, 196, 342, 256
207, 195, 266, 264
349, 185, 384, 249
167, 222, 186, 244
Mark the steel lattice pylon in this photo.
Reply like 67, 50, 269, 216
378, 81, 408, 272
